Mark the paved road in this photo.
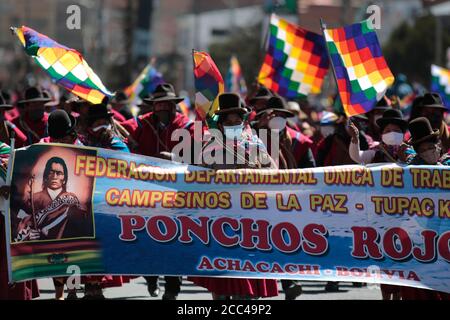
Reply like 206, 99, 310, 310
36, 277, 382, 300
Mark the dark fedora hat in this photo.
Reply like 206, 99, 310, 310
18, 86, 52, 104
408, 117, 440, 146
143, 83, 184, 104
48, 109, 77, 139
87, 103, 114, 126
111, 91, 132, 104
249, 86, 273, 104
376, 109, 408, 132
215, 93, 248, 116
421, 92, 447, 110
0, 91, 13, 109
256, 96, 294, 118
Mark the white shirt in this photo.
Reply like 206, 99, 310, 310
349, 141, 377, 165
47, 188, 62, 200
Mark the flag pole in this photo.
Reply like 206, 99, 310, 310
319, 18, 346, 117
5, 132, 15, 284
253, 13, 273, 97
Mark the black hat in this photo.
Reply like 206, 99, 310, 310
111, 91, 132, 104
373, 96, 391, 111
408, 117, 440, 146
421, 92, 447, 110
18, 87, 52, 104
249, 86, 273, 104
143, 83, 184, 104
256, 96, 294, 118
87, 103, 114, 126
0, 92, 13, 109
48, 110, 77, 139
376, 109, 408, 132
215, 93, 248, 116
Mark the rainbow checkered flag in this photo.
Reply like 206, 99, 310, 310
226, 55, 247, 97
323, 20, 395, 117
12, 26, 113, 104
124, 61, 165, 104
431, 64, 450, 110
193, 50, 224, 120
258, 14, 329, 99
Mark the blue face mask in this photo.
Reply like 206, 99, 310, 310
223, 124, 244, 140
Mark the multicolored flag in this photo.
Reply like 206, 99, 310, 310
124, 60, 165, 104
12, 26, 113, 105
323, 20, 395, 117
431, 64, 450, 110
225, 55, 247, 97
193, 50, 224, 120
258, 14, 329, 99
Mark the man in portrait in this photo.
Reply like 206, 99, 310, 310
14, 156, 93, 242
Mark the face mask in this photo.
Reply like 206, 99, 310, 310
420, 148, 440, 165
382, 132, 404, 146
320, 126, 335, 137
92, 124, 112, 132
268, 117, 287, 131
223, 124, 244, 140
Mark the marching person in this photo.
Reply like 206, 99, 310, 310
86, 103, 130, 153
189, 93, 279, 300
348, 109, 414, 165
122, 83, 192, 299
253, 96, 316, 170
40, 109, 83, 300
83, 103, 131, 298
365, 96, 391, 142
122, 83, 194, 159
110, 91, 133, 120
316, 113, 370, 167
0, 91, 27, 147
246, 86, 273, 122
12, 87, 50, 145
407, 117, 450, 166
252, 95, 312, 299
0, 143, 40, 300
399, 117, 449, 300
408, 93, 449, 153
348, 108, 414, 299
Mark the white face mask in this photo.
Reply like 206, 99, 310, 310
268, 117, 287, 131
92, 124, 112, 132
382, 132, 404, 146
223, 124, 244, 139
320, 126, 335, 137
421, 148, 440, 165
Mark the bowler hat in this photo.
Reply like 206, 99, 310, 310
87, 103, 114, 126
249, 86, 272, 104
256, 96, 294, 118
408, 117, 440, 146
421, 92, 447, 110
143, 83, 184, 104
0, 92, 13, 109
18, 87, 52, 104
48, 110, 77, 139
215, 93, 248, 116
376, 109, 408, 132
